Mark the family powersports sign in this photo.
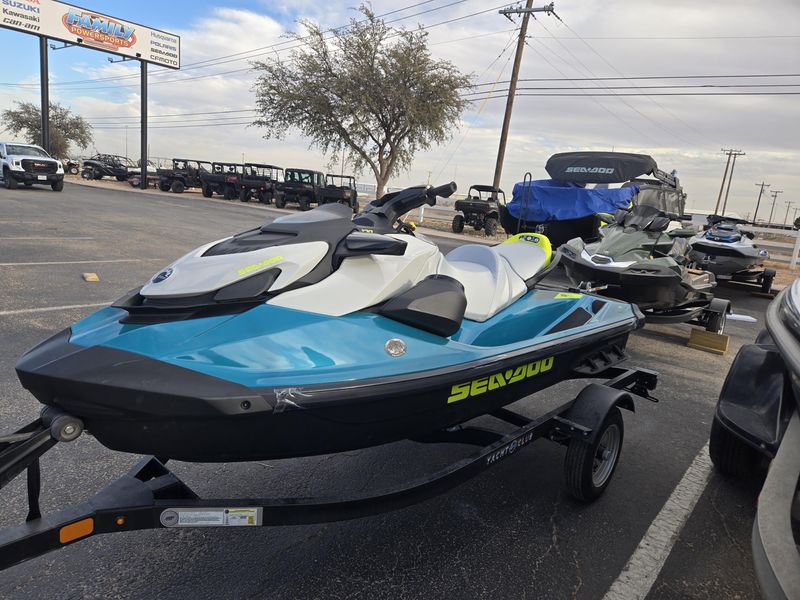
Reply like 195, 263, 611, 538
1, 0, 180, 68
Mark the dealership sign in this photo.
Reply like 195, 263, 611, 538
0, 0, 180, 68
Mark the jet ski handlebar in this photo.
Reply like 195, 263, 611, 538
353, 182, 457, 233
427, 182, 457, 201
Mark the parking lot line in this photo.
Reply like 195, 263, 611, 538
0, 302, 111, 316
0, 259, 161, 266
0, 237, 94, 241
603, 443, 713, 600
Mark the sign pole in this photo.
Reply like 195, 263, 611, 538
140, 60, 147, 190
39, 36, 50, 154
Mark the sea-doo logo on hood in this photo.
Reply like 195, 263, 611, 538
62, 10, 136, 49
564, 167, 614, 174
152, 268, 173, 283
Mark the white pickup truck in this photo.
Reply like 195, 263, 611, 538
0, 141, 64, 191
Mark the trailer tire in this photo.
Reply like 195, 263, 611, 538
709, 417, 758, 478
201, 183, 213, 198
564, 407, 623, 502
452, 214, 465, 233
760, 269, 776, 294
484, 217, 498, 236
170, 180, 185, 194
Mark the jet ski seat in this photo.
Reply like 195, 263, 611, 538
442, 240, 550, 322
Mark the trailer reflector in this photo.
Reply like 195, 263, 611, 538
59, 518, 94, 544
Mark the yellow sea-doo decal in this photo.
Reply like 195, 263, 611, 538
447, 356, 554, 404
237, 255, 284, 277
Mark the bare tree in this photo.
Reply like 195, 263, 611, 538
1, 101, 92, 159
251, 6, 471, 198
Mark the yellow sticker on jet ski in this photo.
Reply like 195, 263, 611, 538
447, 356, 554, 404
554, 293, 582, 299
237, 255, 284, 277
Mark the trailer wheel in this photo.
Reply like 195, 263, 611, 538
49, 414, 84, 443
452, 214, 465, 233
201, 183, 213, 198
484, 217, 498, 237
239, 188, 250, 202
170, 180, 185, 194
564, 407, 623, 502
760, 269, 776, 294
709, 417, 758, 478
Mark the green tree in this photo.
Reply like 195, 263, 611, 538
251, 6, 471, 198
1, 101, 93, 159
794, 215, 800, 230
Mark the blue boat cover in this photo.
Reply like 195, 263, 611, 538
509, 179, 639, 222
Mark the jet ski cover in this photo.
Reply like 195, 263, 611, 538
545, 151, 658, 184
508, 179, 638, 222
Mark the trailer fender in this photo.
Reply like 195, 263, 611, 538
555, 383, 634, 443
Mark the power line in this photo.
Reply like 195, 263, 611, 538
525, 34, 800, 40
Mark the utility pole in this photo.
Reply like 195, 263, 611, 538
752, 181, 770, 223
492, 2, 557, 191
767, 190, 783, 226
719, 149, 745, 216
713, 150, 734, 215
784, 200, 794, 226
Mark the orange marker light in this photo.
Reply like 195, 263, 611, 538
59, 518, 94, 544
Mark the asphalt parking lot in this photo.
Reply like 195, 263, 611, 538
0, 182, 775, 599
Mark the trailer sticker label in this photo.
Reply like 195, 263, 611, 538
160, 508, 262, 527
447, 356, 554, 404
485, 432, 535, 466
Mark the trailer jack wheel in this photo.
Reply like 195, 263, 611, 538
564, 407, 623, 502
48, 415, 84, 443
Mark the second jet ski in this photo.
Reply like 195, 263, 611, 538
688, 216, 775, 294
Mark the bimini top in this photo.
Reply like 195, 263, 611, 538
509, 179, 638, 222
545, 152, 658, 184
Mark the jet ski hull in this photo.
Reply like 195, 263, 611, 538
560, 250, 713, 311
16, 297, 640, 462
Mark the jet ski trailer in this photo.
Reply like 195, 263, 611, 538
0, 365, 657, 571
0, 182, 658, 569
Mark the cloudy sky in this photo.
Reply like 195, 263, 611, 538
1, 0, 798, 219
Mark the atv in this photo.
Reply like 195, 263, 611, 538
157, 159, 211, 193
320, 174, 359, 213
238, 164, 284, 204
80, 154, 135, 181
452, 184, 502, 236
277, 168, 325, 210
200, 162, 243, 200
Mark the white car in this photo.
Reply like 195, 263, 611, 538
0, 141, 65, 191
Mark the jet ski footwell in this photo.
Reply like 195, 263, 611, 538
0, 365, 657, 571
